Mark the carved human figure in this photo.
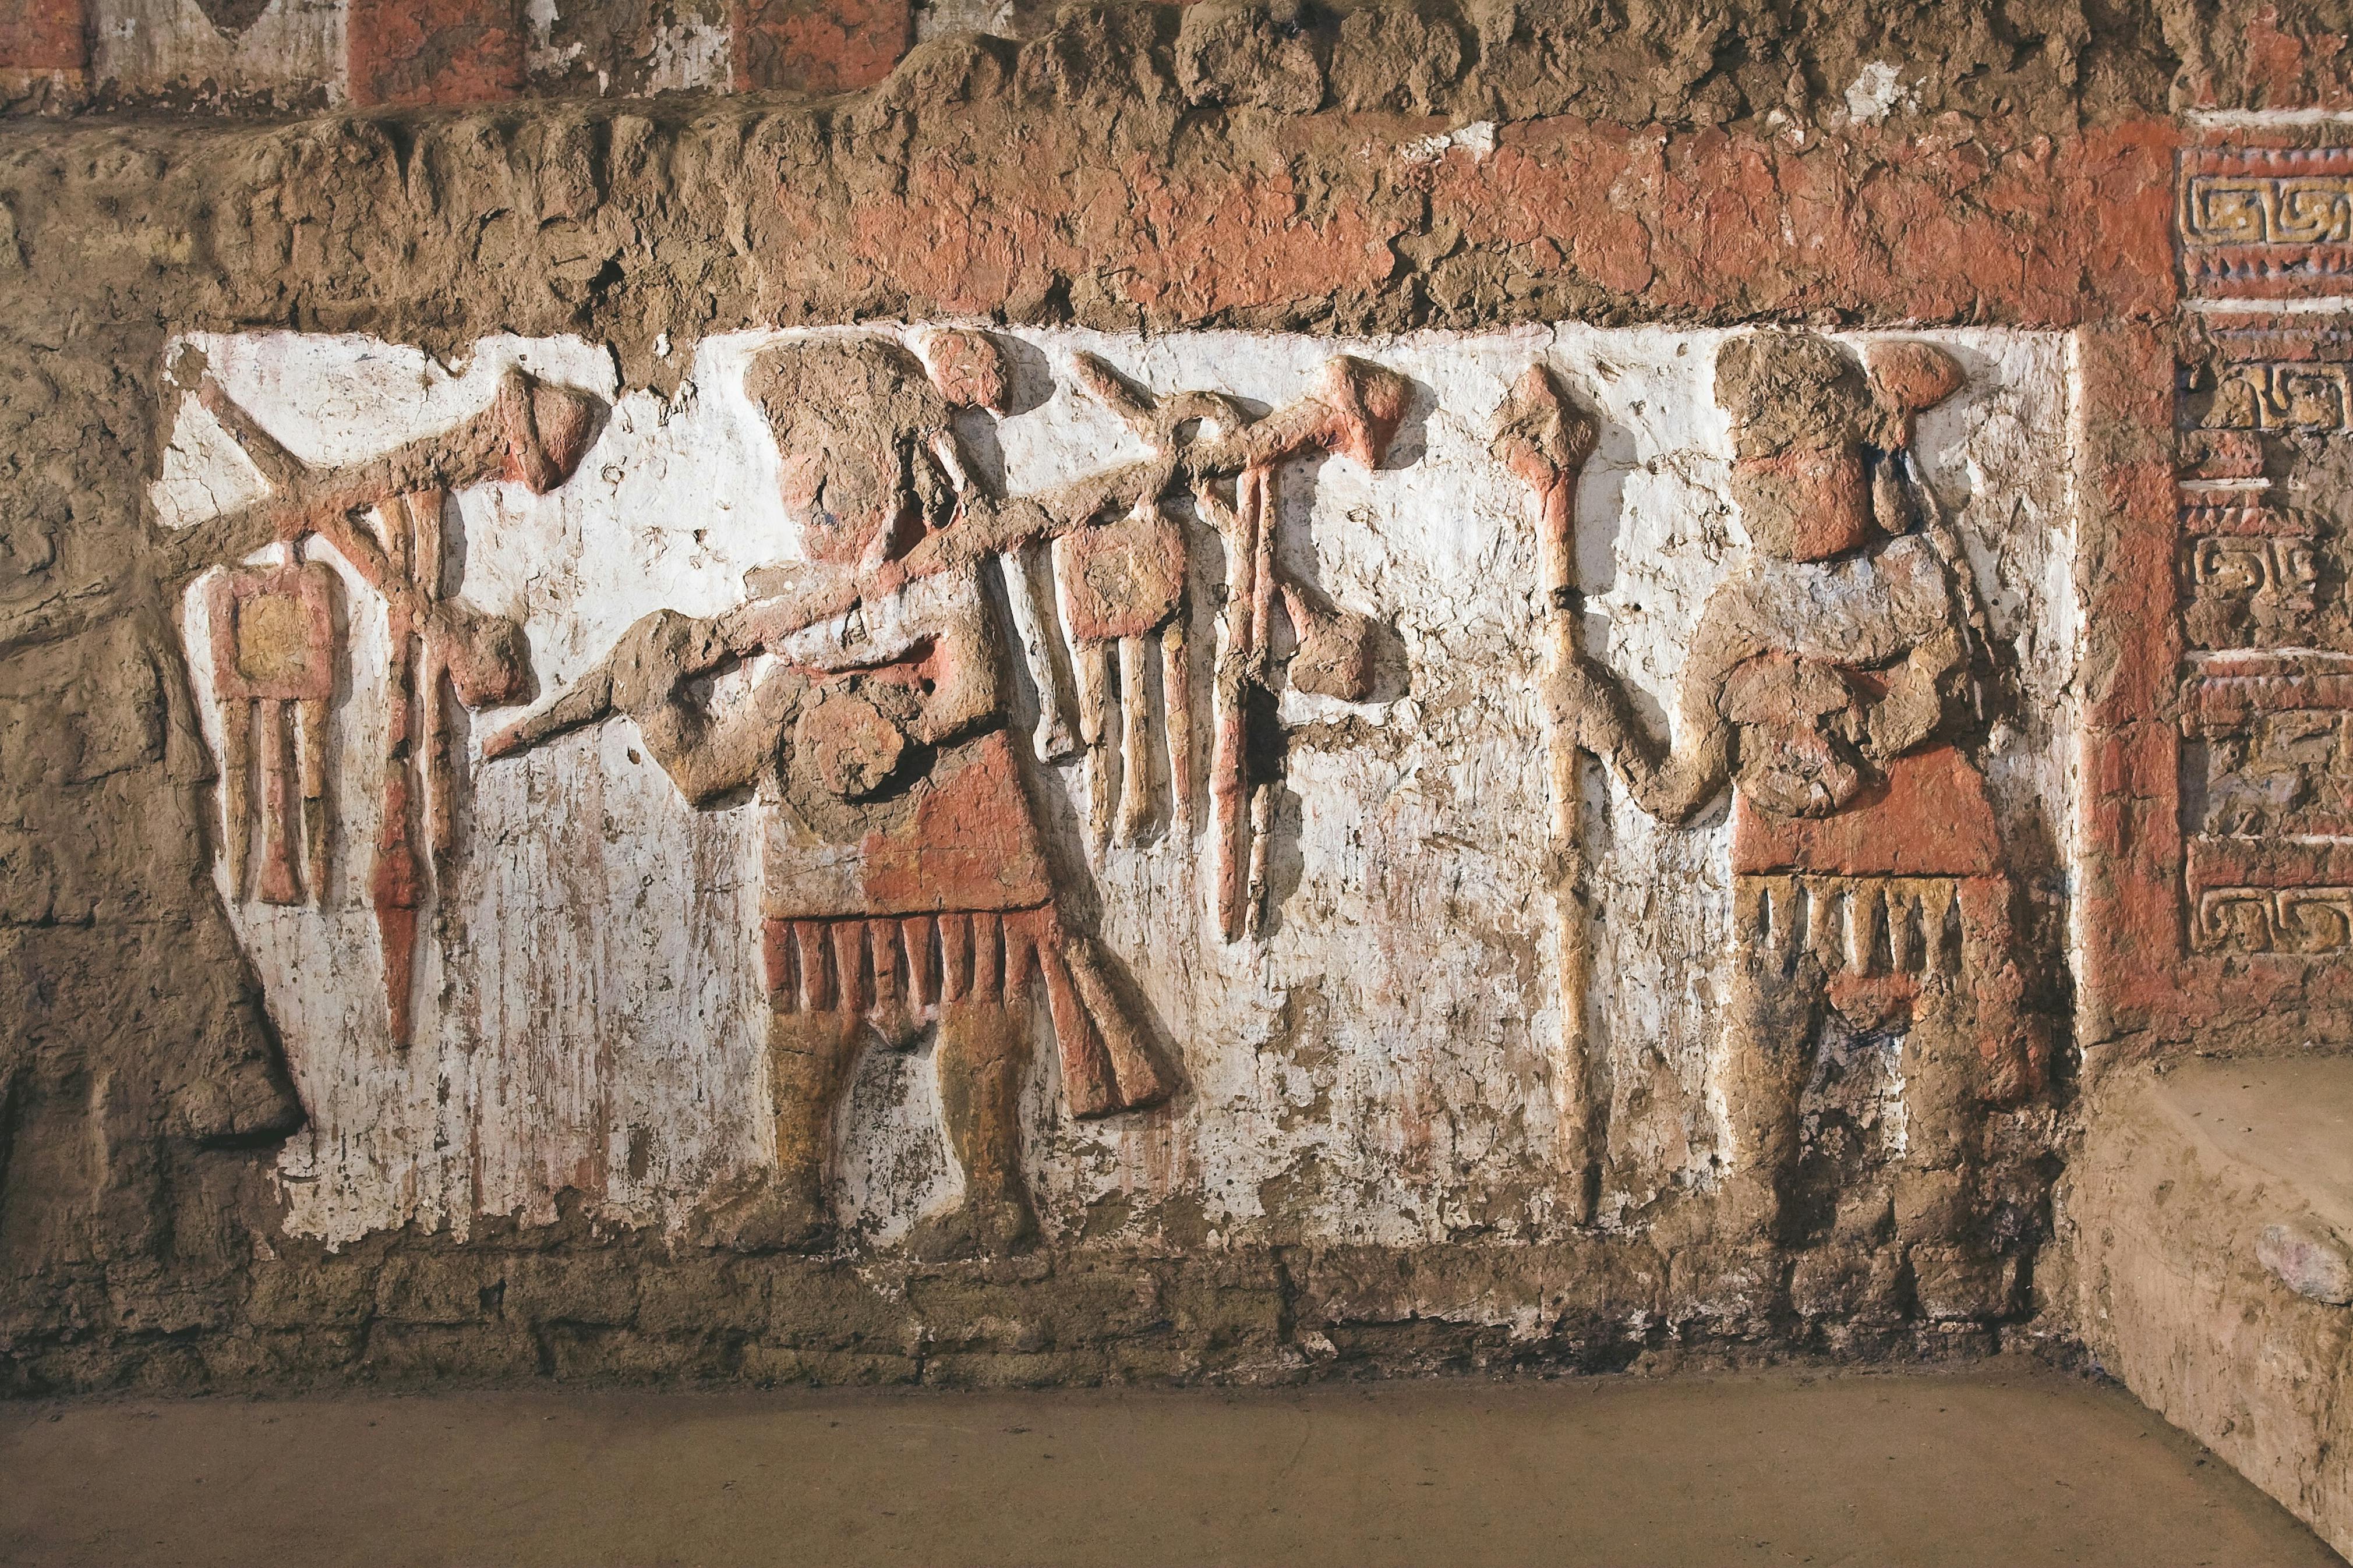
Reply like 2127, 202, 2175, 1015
489, 330, 1408, 1256
1539, 332, 2047, 1245
540, 335, 1171, 1258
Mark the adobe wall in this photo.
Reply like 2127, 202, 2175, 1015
0, 1, 2348, 1393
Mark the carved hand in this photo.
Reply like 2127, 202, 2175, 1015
1545, 656, 1631, 758
607, 608, 711, 718
1863, 625, 1963, 760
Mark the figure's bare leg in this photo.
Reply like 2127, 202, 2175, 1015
1957, 876, 2048, 1107
773, 1008, 868, 1215
911, 995, 1038, 1259
1891, 976, 1973, 1248
1895, 879, 2046, 1257
1719, 944, 1826, 1243
701, 1008, 863, 1252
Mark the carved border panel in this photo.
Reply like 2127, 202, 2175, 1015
2117, 122, 2353, 1038
2183, 146, 2353, 299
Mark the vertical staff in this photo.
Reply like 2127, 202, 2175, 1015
185, 364, 602, 1049
1493, 363, 1602, 1223
370, 489, 445, 1052
1199, 463, 1276, 942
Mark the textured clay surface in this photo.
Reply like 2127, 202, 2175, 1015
3, 1370, 2344, 1567
0, 3, 2347, 1428
2056, 1056, 2353, 1558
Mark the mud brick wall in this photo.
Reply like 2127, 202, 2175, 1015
2, 1, 2351, 1395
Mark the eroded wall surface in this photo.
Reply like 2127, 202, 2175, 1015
3, 1, 2352, 1394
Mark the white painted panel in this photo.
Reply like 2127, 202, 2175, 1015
153, 324, 2078, 1249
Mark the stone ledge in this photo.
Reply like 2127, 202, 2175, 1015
2059, 1054, 2353, 1560
0, 1234, 2051, 1399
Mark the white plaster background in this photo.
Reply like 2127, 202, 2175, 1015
153, 325, 2079, 1250
84, 0, 737, 104
93, 0, 345, 103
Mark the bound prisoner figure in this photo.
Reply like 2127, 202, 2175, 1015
1545, 332, 2048, 1245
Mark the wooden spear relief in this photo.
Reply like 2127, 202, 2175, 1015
1493, 363, 1604, 1222
1193, 464, 1277, 941
370, 489, 436, 1055
176, 364, 605, 1047
487, 351, 1404, 947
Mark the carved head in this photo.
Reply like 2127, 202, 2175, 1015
746, 332, 1008, 569
912, 327, 1012, 415
1715, 332, 1962, 563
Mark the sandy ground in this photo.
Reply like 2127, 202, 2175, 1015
0, 1365, 2340, 1567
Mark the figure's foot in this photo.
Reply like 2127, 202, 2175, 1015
694, 1173, 833, 1254
907, 1192, 1038, 1262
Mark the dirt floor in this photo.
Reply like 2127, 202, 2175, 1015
0, 1365, 2339, 1567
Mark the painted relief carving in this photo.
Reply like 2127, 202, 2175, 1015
2181, 147, 2353, 299
1062, 352, 1397, 936
2203, 360, 2353, 430
164, 361, 605, 1046
2192, 882, 2353, 954
203, 557, 336, 907
484, 331, 1404, 1255
151, 327, 2068, 1260
2182, 501, 2323, 650
1490, 364, 1603, 1219
2181, 662, 2353, 840
2178, 646, 2353, 953
2178, 427, 2327, 653
1512, 332, 2048, 1241
2179, 285, 2353, 957
2191, 308, 2353, 438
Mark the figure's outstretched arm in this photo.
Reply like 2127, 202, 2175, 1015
1549, 594, 1760, 826
606, 609, 807, 806
1553, 656, 1733, 826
